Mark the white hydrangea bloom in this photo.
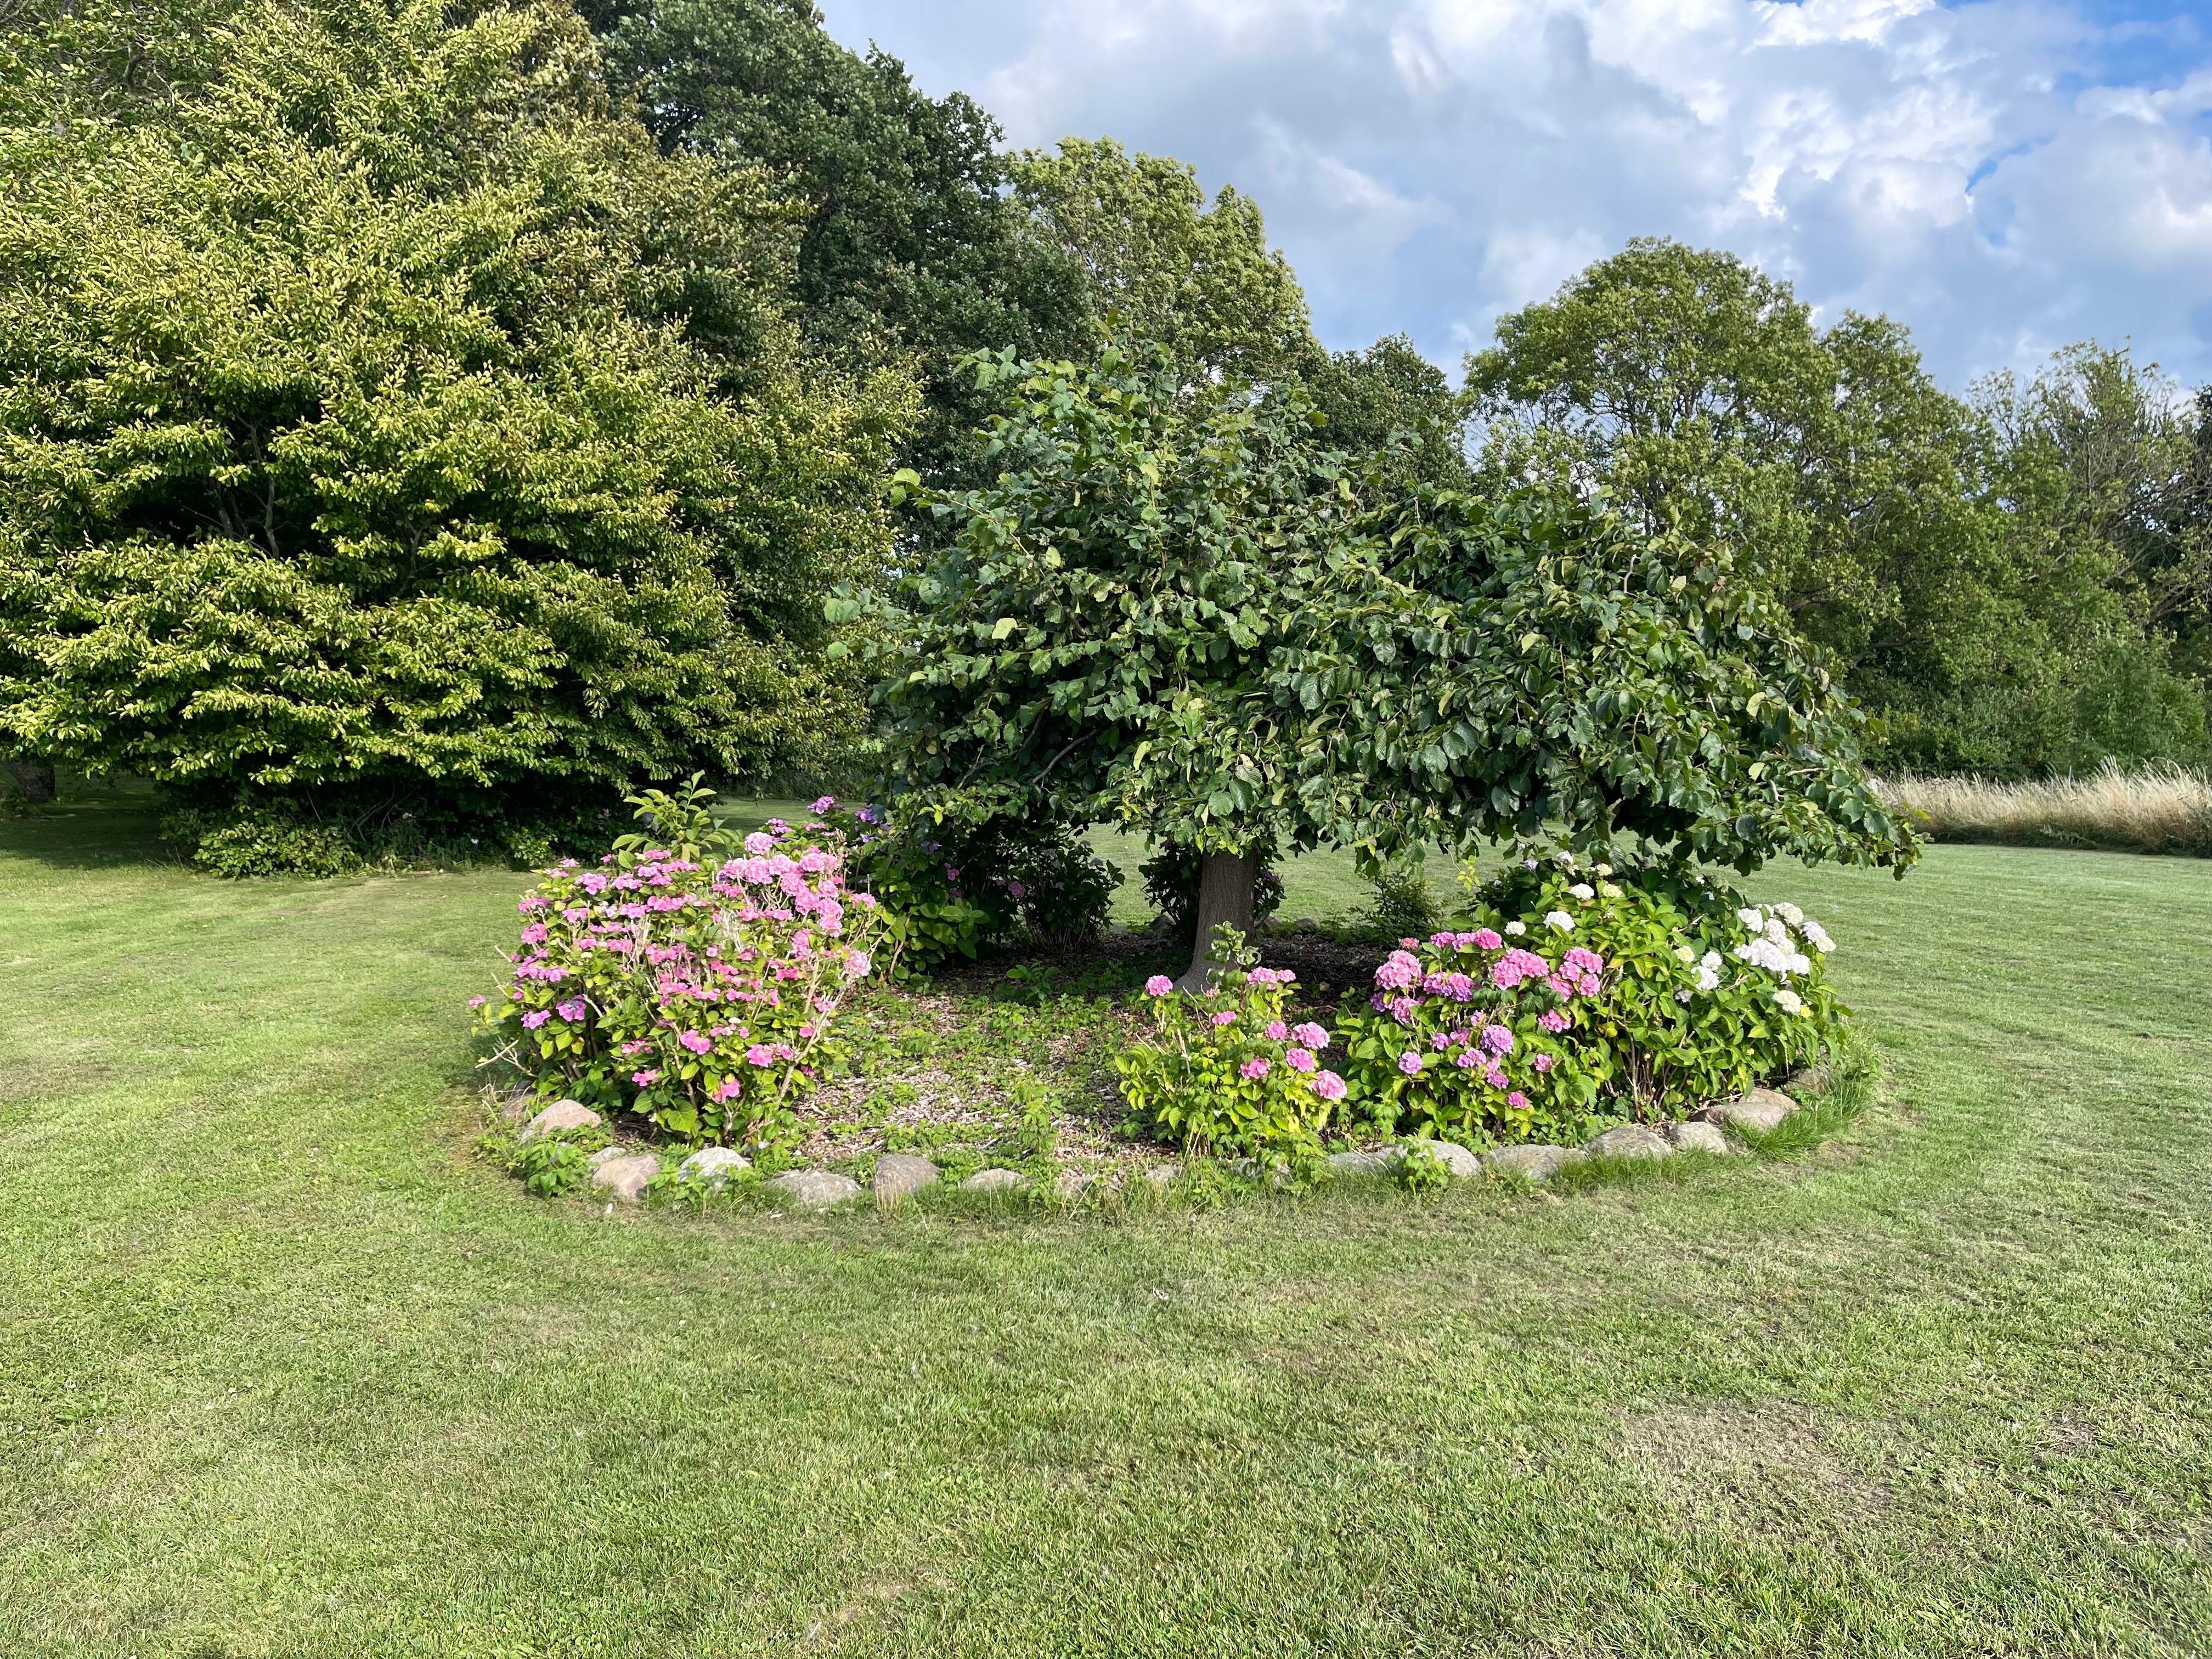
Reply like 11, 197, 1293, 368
1776, 902, 1803, 926
1505, 920, 1526, 936
1773, 988, 1804, 1014
1568, 883, 1595, 900
1803, 922, 1835, 954
1699, 950, 1722, 970
1735, 906, 1765, 933
1544, 910, 1575, 933
1696, 964, 1721, 991
1763, 917, 1792, 946
1674, 945, 1697, 964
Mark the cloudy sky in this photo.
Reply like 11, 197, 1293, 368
815, 0, 2212, 393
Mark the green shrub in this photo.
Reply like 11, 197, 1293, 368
1114, 930, 1344, 1157
1360, 859, 1441, 941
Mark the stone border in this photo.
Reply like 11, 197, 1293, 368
512, 1075, 1821, 1208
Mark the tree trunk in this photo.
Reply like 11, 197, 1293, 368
1, 760, 55, 802
1174, 851, 1257, 991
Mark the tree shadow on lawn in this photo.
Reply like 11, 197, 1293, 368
0, 772, 177, 872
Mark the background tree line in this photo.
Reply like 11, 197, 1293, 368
1, 0, 2202, 868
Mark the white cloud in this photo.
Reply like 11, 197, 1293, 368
819, 0, 2212, 386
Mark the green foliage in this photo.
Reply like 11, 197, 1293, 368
1391, 1141, 1452, 1194
1009, 138, 1317, 388
853, 346, 1914, 944
1361, 859, 1441, 943
1470, 239, 2211, 778
509, 1127, 610, 1199
0, 0, 913, 865
597, 0, 1088, 487
1114, 930, 1344, 1156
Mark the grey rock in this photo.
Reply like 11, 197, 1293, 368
1052, 1169, 1093, 1202
872, 1153, 939, 1203
1708, 1088, 1798, 1134
768, 1170, 864, 1209
1484, 1143, 1582, 1182
1141, 1162, 1181, 1188
586, 1145, 625, 1169
959, 1167, 1030, 1194
1400, 1139, 1483, 1178
1786, 1065, 1833, 1097
1327, 1149, 1395, 1176
1667, 1120, 1731, 1155
1293, 916, 1320, 934
519, 1099, 600, 1143
589, 1152, 658, 1202
678, 1146, 751, 1187
1584, 1124, 1672, 1161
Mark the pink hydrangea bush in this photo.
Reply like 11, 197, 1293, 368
1404, 850, 1846, 1121
1335, 929, 1609, 1144
1113, 935, 1346, 1157
476, 807, 889, 1149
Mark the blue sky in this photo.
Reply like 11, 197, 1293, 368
817, 0, 2212, 393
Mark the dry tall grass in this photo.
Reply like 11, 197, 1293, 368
1880, 762, 2212, 856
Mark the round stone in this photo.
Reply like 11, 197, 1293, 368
589, 1152, 659, 1201
768, 1170, 864, 1209
1484, 1143, 1582, 1182
1327, 1149, 1394, 1176
1708, 1088, 1797, 1133
678, 1146, 751, 1187
959, 1167, 1030, 1193
519, 1099, 600, 1143
1584, 1124, 1672, 1160
1667, 1120, 1732, 1155
873, 1153, 939, 1203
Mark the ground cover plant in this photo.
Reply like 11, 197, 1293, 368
4, 781, 2209, 1655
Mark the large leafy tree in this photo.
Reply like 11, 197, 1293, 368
596, 0, 1088, 486
0, 0, 913, 856
853, 349, 1915, 986
1009, 137, 1317, 390
1466, 236, 2208, 774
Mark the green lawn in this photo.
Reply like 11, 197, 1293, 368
3, 788, 2209, 1656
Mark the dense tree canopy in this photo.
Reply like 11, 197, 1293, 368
851, 349, 1915, 981
0, 0, 912, 859
1469, 238, 2209, 775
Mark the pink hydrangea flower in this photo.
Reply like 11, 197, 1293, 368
1507, 1091, 1531, 1110
1472, 928, 1503, 950
1293, 1022, 1330, 1050
712, 1076, 744, 1102
1145, 975, 1174, 997
1211, 1011, 1237, 1028
1374, 951, 1423, 991
677, 1030, 712, 1054
1454, 1048, 1480, 1069
1538, 1009, 1570, 1034
1481, 1024, 1515, 1055
1240, 1057, 1272, 1081
1312, 1070, 1347, 1101
745, 1043, 777, 1067
467, 996, 486, 1009
1398, 1051, 1424, 1076
521, 1009, 550, 1030
1533, 1053, 1555, 1073
1286, 1048, 1317, 1073
631, 1068, 661, 1086
811, 795, 837, 814
556, 998, 586, 1022
1265, 1020, 1289, 1042
743, 832, 774, 856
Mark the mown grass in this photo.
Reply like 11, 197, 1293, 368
2, 784, 2209, 1656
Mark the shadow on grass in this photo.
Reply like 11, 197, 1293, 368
0, 772, 173, 872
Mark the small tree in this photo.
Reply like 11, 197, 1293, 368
849, 349, 1916, 988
